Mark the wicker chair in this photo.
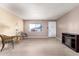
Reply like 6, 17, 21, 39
17, 32, 28, 40
0, 34, 16, 51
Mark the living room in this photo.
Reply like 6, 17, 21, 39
0, 3, 79, 56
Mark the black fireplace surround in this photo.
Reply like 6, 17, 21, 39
62, 33, 79, 52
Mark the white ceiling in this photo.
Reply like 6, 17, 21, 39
0, 3, 79, 20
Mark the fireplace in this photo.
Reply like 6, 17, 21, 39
65, 36, 71, 47
62, 33, 79, 52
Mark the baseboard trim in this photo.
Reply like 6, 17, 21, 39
56, 37, 62, 42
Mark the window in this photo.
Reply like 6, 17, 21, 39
29, 24, 42, 32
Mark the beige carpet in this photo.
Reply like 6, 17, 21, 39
0, 38, 79, 56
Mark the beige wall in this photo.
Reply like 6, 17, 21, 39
0, 7, 23, 36
24, 20, 48, 38
57, 5, 79, 40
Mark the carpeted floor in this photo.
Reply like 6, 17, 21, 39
0, 38, 79, 56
